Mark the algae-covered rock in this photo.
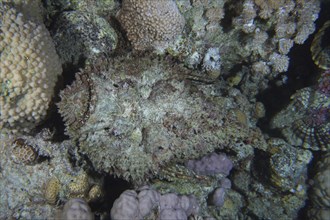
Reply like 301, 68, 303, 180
52, 11, 117, 65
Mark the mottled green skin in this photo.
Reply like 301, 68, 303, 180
58, 55, 254, 184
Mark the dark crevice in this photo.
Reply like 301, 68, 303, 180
90, 175, 131, 220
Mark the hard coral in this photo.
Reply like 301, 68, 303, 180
45, 177, 61, 205
271, 87, 330, 151
117, 0, 185, 51
0, 2, 62, 133
111, 186, 199, 220
60, 198, 93, 220
11, 138, 38, 165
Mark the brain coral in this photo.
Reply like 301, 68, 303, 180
117, 0, 185, 51
0, 3, 62, 133
58, 55, 256, 183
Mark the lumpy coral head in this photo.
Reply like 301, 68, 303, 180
58, 55, 251, 183
0, 2, 62, 133
117, 0, 185, 51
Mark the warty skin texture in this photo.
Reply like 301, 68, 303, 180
58, 55, 257, 183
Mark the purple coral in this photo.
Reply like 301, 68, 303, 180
209, 178, 232, 207
185, 153, 233, 176
209, 187, 227, 207
110, 190, 141, 220
160, 193, 199, 217
159, 209, 187, 220
110, 187, 200, 220
137, 186, 161, 217
61, 198, 93, 220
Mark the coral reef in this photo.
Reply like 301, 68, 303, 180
116, 0, 185, 51
170, 0, 320, 76
231, 166, 308, 220
0, 2, 62, 133
0, 131, 102, 219
161, 0, 322, 103
58, 55, 260, 183
0, 0, 327, 219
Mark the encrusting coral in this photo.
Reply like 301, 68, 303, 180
0, 2, 62, 134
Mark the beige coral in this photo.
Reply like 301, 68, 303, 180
11, 138, 37, 165
0, 3, 62, 133
117, 0, 185, 51
45, 177, 61, 205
